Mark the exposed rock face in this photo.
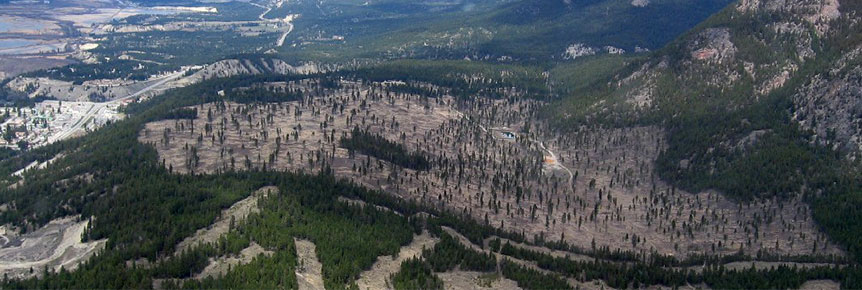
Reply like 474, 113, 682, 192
562, 43, 595, 60
190, 58, 318, 80
175, 58, 319, 86
688, 28, 736, 64
631, 0, 649, 7
606, 0, 854, 115
737, 0, 841, 35
620, 61, 666, 108
727, 0, 862, 158
793, 45, 862, 155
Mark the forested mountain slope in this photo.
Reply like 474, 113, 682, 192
0, 0, 860, 288
546, 0, 862, 260
280, 0, 733, 61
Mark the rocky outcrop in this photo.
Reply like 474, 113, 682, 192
605, 0, 854, 115
737, 0, 841, 35
174, 58, 319, 87
688, 28, 736, 64
793, 45, 862, 155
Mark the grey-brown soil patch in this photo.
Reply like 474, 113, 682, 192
195, 242, 273, 280
437, 271, 521, 290
174, 186, 276, 255
140, 79, 843, 262
799, 279, 840, 290
0, 215, 106, 279
294, 238, 324, 290
337, 196, 402, 216
355, 231, 439, 290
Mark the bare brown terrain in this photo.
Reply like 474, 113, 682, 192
355, 231, 438, 290
195, 242, 273, 280
174, 186, 276, 255
437, 271, 521, 290
0, 215, 106, 279
294, 238, 325, 290
139, 79, 844, 264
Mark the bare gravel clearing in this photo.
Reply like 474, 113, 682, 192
294, 238, 325, 290
0, 216, 106, 279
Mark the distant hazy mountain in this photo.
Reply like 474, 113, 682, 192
281, 0, 733, 61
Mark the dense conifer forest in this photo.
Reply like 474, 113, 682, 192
340, 128, 431, 171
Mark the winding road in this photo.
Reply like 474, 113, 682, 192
535, 139, 574, 183
453, 110, 575, 185
276, 20, 294, 47
250, 0, 295, 47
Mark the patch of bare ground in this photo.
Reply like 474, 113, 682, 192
485, 236, 593, 262
125, 257, 151, 269
533, 125, 843, 259
153, 242, 275, 289
355, 230, 439, 290
702, 261, 841, 272
152, 278, 176, 290
799, 279, 840, 290
437, 271, 521, 290
0, 215, 106, 279
172, 59, 319, 88
12, 152, 64, 178
441, 226, 584, 289
294, 238, 324, 290
174, 186, 276, 255
441, 227, 484, 253
337, 196, 402, 216
195, 242, 273, 279
140, 79, 843, 263
644, 284, 709, 290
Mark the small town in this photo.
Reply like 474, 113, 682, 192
0, 99, 125, 149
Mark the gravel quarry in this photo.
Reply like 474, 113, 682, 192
0, 216, 106, 279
